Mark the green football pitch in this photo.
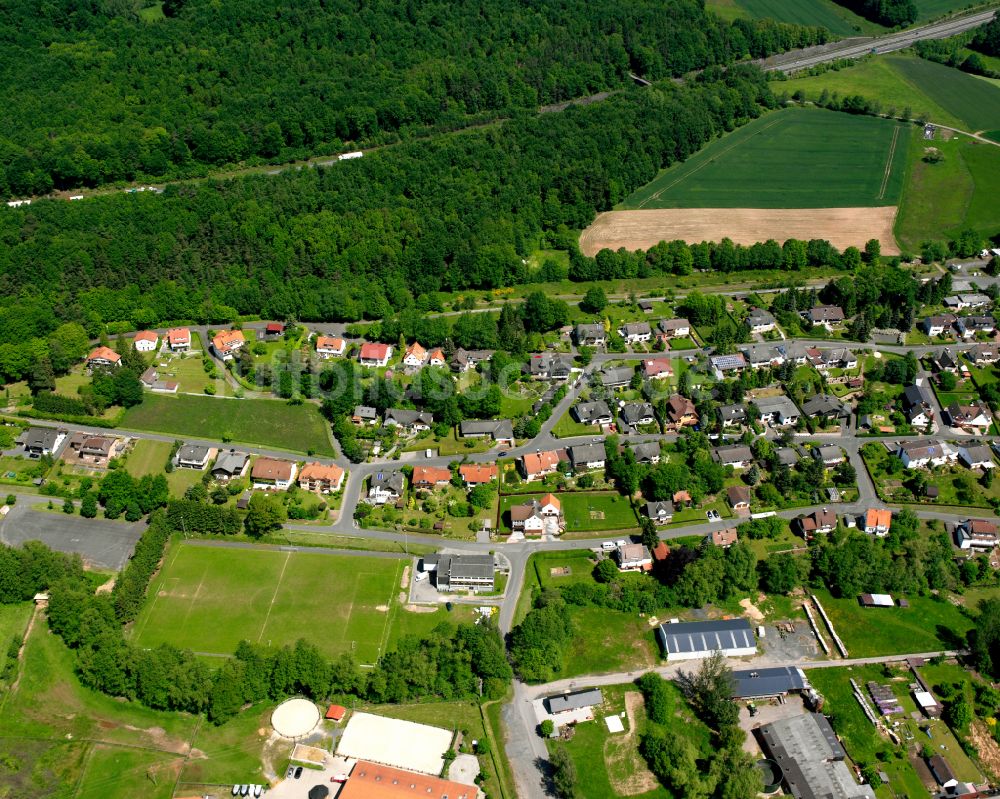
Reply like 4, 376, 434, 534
131, 542, 405, 664
621, 107, 909, 210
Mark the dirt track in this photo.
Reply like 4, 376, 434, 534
579, 207, 900, 256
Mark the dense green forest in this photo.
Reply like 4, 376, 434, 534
0, 67, 777, 377
0, 0, 826, 194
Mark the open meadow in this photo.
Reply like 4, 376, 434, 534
780, 55, 1000, 133
620, 108, 909, 209
708, 0, 877, 34
131, 541, 408, 664
121, 392, 335, 455
811, 587, 973, 656
708, 0, 970, 31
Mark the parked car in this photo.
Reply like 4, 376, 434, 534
253, 786, 263, 798
293, 767, 303, 779
240, 786, 250, 797
232, 787, 240, 797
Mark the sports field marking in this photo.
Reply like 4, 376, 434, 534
879, 126, 902, 200
374, 560, 406, 661
637, 116, 783, 208
130, 544, 184, 642
257, 550, 292, 644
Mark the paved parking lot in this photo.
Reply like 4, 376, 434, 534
0, 505, 144, 570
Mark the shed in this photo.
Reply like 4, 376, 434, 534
547, 689, 603, 714
326, 704, 346, 722
859, 593, 894, 607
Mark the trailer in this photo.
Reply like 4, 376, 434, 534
338, 151, 364, 161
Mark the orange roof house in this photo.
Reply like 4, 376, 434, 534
459, 463, 498, 485
86, 346, 121, 367
403, 342, 427, 364
316, 335, 346, 354
298, 461, 345, 492
212, 329, 245, 357
338, 761, 474, 799
539, 493, 561, 512
428, 347, 445, 364
133, 330, 158, 344
411, 466, 452, 488
325, 704, 346, 722
167, 327, 191, 348
652, 541, 670, 561
519, 450, 559, 479
864, 508, 892, 534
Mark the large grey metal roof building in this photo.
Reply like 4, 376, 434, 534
758, 713, 874, 799
655, 619, 756, 661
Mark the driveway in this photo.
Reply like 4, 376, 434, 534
0, 505, 145, 571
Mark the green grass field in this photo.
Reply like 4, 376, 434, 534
730, 0, 875, 34
892, 56, 1000, 133
621, 107, 909, 209
549, 683, 671, 799
121, 393, 334, 454
0, 615, 199, 799
499, 491, 638, 533
0, 602, 32, 679
132, 542, 405, 663
779, 56, 967, 129
811, 587, 973, 656
709, 0, 968, 31
894, 124, 1000, 248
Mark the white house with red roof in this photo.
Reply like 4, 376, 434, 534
132, 330, 159, 353
359, 342, 392, 367
315, 335, 346, 358
212, 329, 245, 361
86, 346, 121, 370
167, 327, 191, 352
403, 342, 427, 367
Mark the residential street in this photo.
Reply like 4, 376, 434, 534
5, 332, 995, 799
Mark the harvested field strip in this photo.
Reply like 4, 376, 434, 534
580, 207, 900, 257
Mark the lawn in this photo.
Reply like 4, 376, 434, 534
0, 606, 291, 799
552, 410, 600, 438
892, 56, 1000, 133
131, 541, 406, 663
124, 438, 215, 497
0, 615, 199, 799
549, 683, 672, 799
562, 605, 660, 677
779, 56, 967, 130
177, 703, 276, 786
499, 491, 638, 533
810, 587, 973, 657
895, 128, 1000, 250
0, 602, 32, 676
520, 552, 664, 676
121, 392, 335, 455
77, 745, 181, 799
124, 438, 171, 477
720, 0, 878, 35
620, 107, 910, 209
